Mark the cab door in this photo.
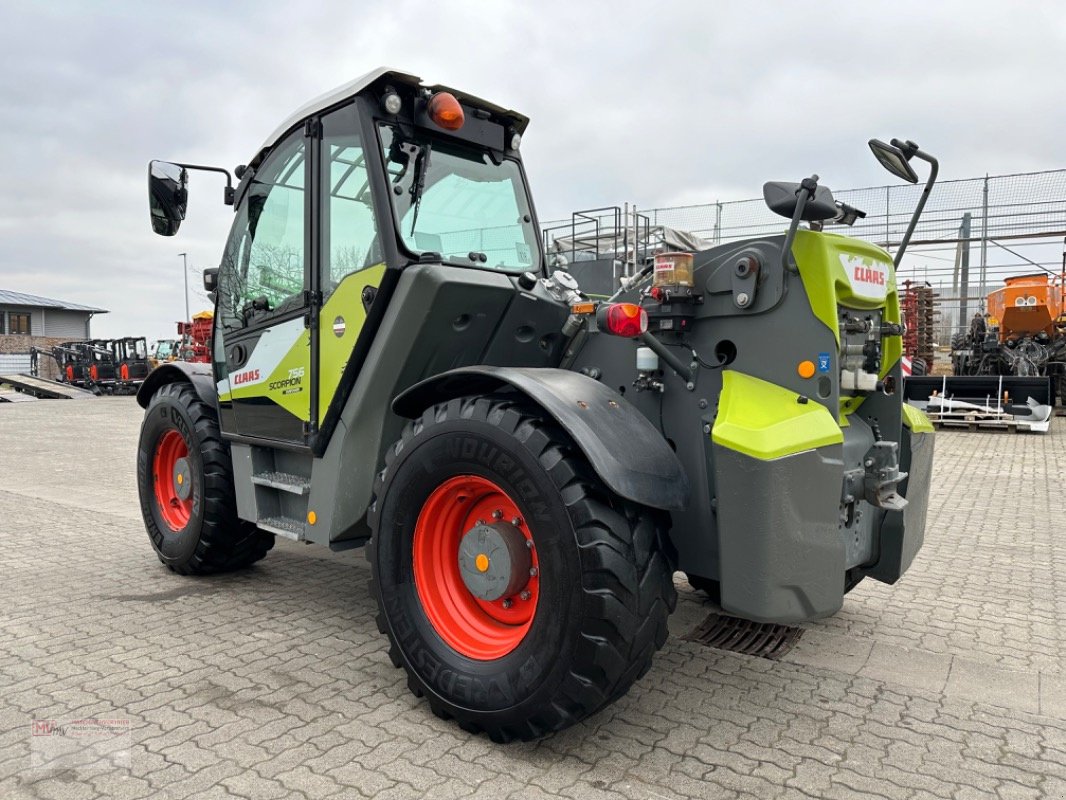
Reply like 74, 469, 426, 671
314, 103, 387, 439
215, 129, 313, 444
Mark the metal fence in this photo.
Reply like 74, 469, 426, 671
543, 169, 1066, 345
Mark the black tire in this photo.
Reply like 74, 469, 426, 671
367, 395, 676, 742
137, 381, 273, 575
685, 573, 721, 604
950, 332, 966, 352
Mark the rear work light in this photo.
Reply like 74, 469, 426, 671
427, 92, 465, 130
597, 303, 648, 338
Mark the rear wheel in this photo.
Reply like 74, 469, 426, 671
137, 381, 273, 574
368, 395, 676, 742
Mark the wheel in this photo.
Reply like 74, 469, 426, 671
685, 573, 721, 604
950, 332, 966, 351
368, 395, 676, 742
137, 381, 273, 574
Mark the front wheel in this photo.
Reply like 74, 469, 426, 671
136, 381, 273, 574
368, 395, 676, 742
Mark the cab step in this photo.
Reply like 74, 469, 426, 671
251, 471, 311, 495
257, 515, 305, 541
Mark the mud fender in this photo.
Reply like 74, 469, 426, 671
393, 366, 689, 510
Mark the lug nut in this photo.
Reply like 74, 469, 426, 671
520, 591, 531, 601
492, 509, 503, 519
525, 540, 534, 550
502, 599, 513, 609
476, 519, 485, 526
512, 517, 523, 527
529, 566, 538, 577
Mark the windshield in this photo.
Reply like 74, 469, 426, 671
379, 124, 539, 272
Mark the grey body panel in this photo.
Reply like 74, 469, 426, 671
136, 362, 216, 410
569, 234, 903, 589
394, 366, 690, 510
866, 425, 934, 584
306, 264, 570, 544
713, 444, 846, 623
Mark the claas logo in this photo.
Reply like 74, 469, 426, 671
852, 264, 886, 286
233, 369, 260, 386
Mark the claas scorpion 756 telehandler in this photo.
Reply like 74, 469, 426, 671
139, 68, 935, 741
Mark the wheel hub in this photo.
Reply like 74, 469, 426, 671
172, 457, 192, 501
457, 521, 532, 601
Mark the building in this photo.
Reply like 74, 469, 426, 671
0, 290, 108, 378
0, 289, 107, 339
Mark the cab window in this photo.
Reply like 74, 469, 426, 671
322, 118, 382, 300
219, 134, 307, 328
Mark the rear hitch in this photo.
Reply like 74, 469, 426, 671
862, 441, 908, 511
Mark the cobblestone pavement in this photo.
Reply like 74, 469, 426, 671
1, 398, 1065, 799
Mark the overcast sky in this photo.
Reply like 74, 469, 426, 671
2, 1, 1066, 340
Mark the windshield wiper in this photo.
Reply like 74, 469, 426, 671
409, 141, 432, 236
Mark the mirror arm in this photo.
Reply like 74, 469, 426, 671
174, 162, 236, 206
891, 146, 938, 268
781, 175, 818, 274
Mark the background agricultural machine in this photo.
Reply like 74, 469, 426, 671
904, 273, 1065, 431
137, 68, 934, 741
150, 338, 181, 368
30, 339, 150, 394
29, 341, 96, 388
177, 311, 213, 363
899, 280, 938, 375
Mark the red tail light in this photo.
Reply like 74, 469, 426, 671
597, 303, 648, 337
427, 92, 465, 131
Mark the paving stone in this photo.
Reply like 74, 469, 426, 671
2, 394, 1066, 800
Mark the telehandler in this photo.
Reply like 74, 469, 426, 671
139, 68, 934, 741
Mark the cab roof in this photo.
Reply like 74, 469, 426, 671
252, 67, 529, 167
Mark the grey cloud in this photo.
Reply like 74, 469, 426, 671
1, 0, 1064, 339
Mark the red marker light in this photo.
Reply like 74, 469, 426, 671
597, 303, 648, 337
427, 92, 465, 131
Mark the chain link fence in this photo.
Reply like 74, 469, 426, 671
543, 169, 1066, 347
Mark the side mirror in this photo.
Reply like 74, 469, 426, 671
203, 267, 219, 306
763, 181, 838, 221
868, 139, 919, 184
148, 160, 188, 236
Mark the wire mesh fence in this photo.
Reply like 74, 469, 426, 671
543, 169, 1066, 344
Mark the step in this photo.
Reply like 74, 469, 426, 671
257, 516, 305, 541
251, 471, 310, 495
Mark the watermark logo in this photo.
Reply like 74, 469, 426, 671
29, 718, 131, 772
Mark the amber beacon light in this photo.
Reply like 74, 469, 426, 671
427, 92, 465, 130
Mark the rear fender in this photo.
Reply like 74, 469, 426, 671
136, 362, 217, 410
393, 366, 690, 510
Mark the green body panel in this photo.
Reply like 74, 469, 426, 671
712, 370, 843, 460
217, 265, 386, 421
318, 265, 386, 420
901, 403, 934, 433
791, 229, 902, 419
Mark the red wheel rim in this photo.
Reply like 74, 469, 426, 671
413, 475, 540, 660
121, 363, 129, 381
89, 365, 98, 381
152, 430, 193, 531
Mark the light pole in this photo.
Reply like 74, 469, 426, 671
178, 252, 190, 326
179, 253, 190, 357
